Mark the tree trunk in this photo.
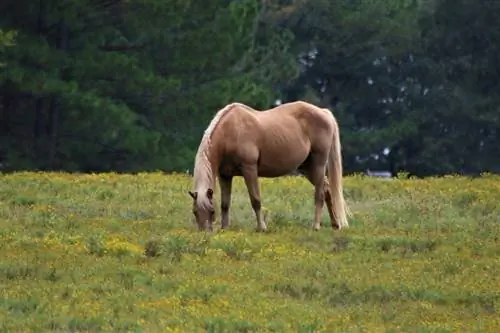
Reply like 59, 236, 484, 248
47, 19, 68, 169
34, 0, 46, 169
33, 97, 45, 167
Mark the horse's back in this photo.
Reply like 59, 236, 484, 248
224, 101, 334, 150
257, 101, 335, 144
213, 104, 261, 157
256, 101, 335, 175
214, 101, 335, 177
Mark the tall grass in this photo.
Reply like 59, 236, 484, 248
0, 172, 498, 332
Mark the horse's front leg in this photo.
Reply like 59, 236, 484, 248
219, 175, 233, 229
241, 164, 266, 232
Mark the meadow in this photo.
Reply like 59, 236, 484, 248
0, 171, 499, 332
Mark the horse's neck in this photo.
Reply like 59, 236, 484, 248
193, 145, 218, 192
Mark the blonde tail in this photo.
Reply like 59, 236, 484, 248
326, 116, 350, 229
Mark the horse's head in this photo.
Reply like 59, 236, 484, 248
188, 188, 215, 231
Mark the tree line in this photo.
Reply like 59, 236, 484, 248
1, 0, 498, 176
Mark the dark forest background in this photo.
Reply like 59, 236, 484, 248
1, 0, 499, 177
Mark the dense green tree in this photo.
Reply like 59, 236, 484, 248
0, 0, 297, 172
276, 0, 499, 176
367, 0, 500, 176
415, 0, 500, 174
275, 0, 422, 174
1, 0, 498, 176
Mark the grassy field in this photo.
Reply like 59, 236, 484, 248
0, 171, 499, 332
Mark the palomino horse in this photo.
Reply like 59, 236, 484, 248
188, 101, 350, 232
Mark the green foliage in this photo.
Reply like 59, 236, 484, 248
278, 0, 499, 176
0, 29, 16, 67
0, 29, 16, 47
1, 0, 499, 176
276, 0, 422, 173
415, 0, 500, 174
0, 0, 297, 172
0, 172, 499, 331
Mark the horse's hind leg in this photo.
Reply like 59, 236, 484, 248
303, 157, 328, 231
322, 177, 339, 229
241, 163, 266, 232
219, 175, 233, 229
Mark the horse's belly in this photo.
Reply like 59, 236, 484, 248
257, 165, 297, 177
256, 129, 310, 177
257, 150, 307, 177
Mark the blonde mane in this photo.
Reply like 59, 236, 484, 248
192, 103, 241, 206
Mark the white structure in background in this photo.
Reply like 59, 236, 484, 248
366, 169, 392, 179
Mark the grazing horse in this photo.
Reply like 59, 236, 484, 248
188, 101, 350, 232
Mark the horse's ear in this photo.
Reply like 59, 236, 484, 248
206, 188, 213, 200
188, 191, 197, 200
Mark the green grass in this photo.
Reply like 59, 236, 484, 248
0, 171, 499, 332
